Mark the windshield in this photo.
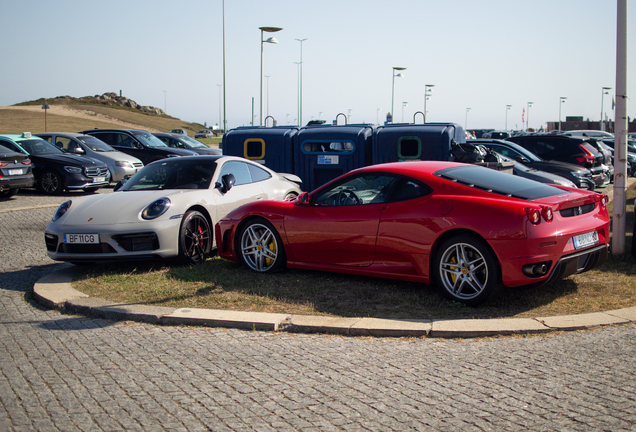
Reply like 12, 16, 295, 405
121, 159, 217, 191
79, 136, 114, 152
181, 136, 208, 148
133, 132, 168, 148
435, 165, 567, 201
17, 139, 64, 156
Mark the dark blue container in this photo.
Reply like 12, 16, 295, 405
294, 124, 374, 190
221, 126, 298, 174
372, 123, 466, 164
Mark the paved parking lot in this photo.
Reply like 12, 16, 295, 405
1, 188, 635, 431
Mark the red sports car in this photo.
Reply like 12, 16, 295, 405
215, 161, 610, 305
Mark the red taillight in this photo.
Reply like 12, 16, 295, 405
21, 159, 31, 165
526, 208, 541, 224
0, 162, 7, 167
542, 206, 553, 222
576, 145, 595, 164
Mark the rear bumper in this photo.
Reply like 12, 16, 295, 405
532, 243, 608, 288
0, 174, 35, 191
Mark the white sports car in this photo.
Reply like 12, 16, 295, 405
44, 155, 302, 264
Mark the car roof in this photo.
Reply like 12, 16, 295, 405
80, 128, 148, 133
35, 132, 88, 138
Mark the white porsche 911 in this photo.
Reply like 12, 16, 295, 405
44, 155, 302, 264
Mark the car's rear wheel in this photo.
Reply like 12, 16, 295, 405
434, 235, 501, 306
39, 170, 63, 195
284, 191, 298, 201
178, 210, 212, 264
238, 219, 285, 273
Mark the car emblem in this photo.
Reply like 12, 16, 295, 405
88, 218, 93, 222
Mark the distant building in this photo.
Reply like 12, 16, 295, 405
547, 116, 636, 133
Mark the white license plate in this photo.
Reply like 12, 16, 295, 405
8, 168, 23, 175
573, 231, 599, 249
64, 233, 99, 244
93, 176, 105, 183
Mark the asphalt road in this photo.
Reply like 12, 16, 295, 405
1, 187, 635, 431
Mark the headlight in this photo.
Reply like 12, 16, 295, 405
166, 154, 180, 158
115, 161, 133, 168
64, 166, 82, 174
52, 200, 72, 222
141, 198, 171, 220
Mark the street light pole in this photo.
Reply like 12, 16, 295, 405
527, 102, 534, 131
559, 97, 567, 131
600, 86, 612, 131
295, 38, 307, 126
423, 84, 434, 123
465, 108, 471, 130
505, 105, 511, 131
217, 84, 222, 130
259, 26, 282, 126
265, 75, 271, 117
391, 67, 406, 123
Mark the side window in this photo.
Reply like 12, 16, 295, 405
0, 140, 20, 153
532, 140, 555, 158
391, 178, 432, 202
218, 161, 252, 185
313, 174, 399, 206
92, 133, 116, 146
54, 137, 73, 151
39, 135, 52, 143
491, 145, 518, 159
247, 163, 271, 183
116, 134, 135, 148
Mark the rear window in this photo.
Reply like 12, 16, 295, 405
435, 165, 568, 200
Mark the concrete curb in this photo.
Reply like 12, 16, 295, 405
33, 268, 636, 338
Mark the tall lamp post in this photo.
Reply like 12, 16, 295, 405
600, 86, 612, 131
295, 38, 307, 126
391, 67, 406, 123
558, 97, 567, 130
423, 84, 434, 123
465, 107, 471, 130
259, 26, 282, 126
505, 104, 511, 131
217, 84, 222, 130
265, 75, 271, 117
526, 102, 534, 131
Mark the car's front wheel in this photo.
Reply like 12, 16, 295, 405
238, 219, 285, 273
39, 170, 63, 195
178, 210, 212, 264
434, 235, 501, 306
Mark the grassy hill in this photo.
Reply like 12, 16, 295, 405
1, 95, 221, 145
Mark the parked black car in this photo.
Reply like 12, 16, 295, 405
152, 132, 222, 155
79, 129, 197, 165
0, 148, 34, 198
0, 133, 110, 195
472, 139, 596, 190
505, 133, 606, 188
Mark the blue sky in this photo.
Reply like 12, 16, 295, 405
1, 0, 632, 131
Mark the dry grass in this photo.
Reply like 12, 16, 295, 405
73, 183, 636, 320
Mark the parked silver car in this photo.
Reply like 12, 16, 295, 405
36, 132, 144, 182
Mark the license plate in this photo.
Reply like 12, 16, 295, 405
8, 168, 23, 175
573, 231, 599, 249
93, 176, 105, 183
64, 233, 99, 244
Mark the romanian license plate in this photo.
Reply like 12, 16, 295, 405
64, 233, 99, 244
93, 176, 105, 182
8, 168, 23, 175
573, 231, 599, 249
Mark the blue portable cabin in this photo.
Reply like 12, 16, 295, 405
294, 124, 374, 190
372, 123, 466, 164
221, 126, 298, 174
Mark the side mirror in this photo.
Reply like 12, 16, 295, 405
72, 147, 85, 154
299, 191, 310, 205
113, 177, 129, 191
216, 173, 235, 193
515, 156, 530, 163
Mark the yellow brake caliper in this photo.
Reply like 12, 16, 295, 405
265, 240, 276, 266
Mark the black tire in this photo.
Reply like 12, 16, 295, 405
284, 192, 298, 201
178, 210, 212, 264
238, 218, 286, 273
38, 170, 63, 195
434, 235, 501, 306
0, 188, 19, 198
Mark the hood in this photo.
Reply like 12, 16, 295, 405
529, 160, 589, 173
32, 153, 107, 167
59, 190, 190, 226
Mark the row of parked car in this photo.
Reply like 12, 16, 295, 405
0, 129, 221, 197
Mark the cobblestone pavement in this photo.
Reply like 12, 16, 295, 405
1, 191, 635, 431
